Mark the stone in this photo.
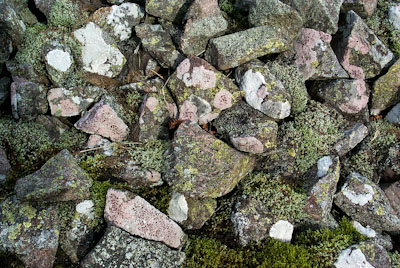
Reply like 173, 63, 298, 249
214, 101, 278, 154
0, 77, 11, 106
43, 43, 74, 87
381, 181, 400, 218
104, 189, 186, 248
168, 192, 217, 230
334, 172, 400, 232
294, 28, 348, 80
205, 25, 291, 70
35, 115, 70, 141
6, 59, 50, 86
268, 220, 294, 243
334, 123, 369, 156
145, 0, 192, 23
0, 31, 12, 64
333, 11, 394, 80
15, 149, 92, 202
370, 59, 400, 116
166, 121, 255, 198
167, 56, 243, 124
81, 226, 186, 268
0, 146, 11, 184
382, 144, 400, 182
91, 2, 144, 41
73, 22, 126, 78
180, 0, 227, 55
10, 81, 48, 121
135, 24, 184, 68
334, 241, 392, 268
0, 196, 59, 268
386, 103, 400, 125
0, 0, 26, 46
352, 221, 393, 251
341, 0, 378, 18
87, 135, 114, 156
74, 98, 129, 142
389, 5, 400, 31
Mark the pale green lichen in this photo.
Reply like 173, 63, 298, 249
48, 0, 87, 27
389, 251, 400, 268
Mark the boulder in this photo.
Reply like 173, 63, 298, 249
341, 0, 378, 18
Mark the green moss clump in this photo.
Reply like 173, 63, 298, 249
79, 153, 108, 180
219, 0, 249, 30
48, 0, 87, 27
389, 251, 400, 268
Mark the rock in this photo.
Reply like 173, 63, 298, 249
168, 192, 217, 230
167, 56, 243, 124
269, 220, 294, 243
352, 221, 393, 250
135, 24, 184, 68
370, 59, 400, 116
0, 0, 26, 46
87, 135, 114, 156
214, 101, 278, 154
205, 25, 291, 70
0, 31, 12, 64
283, 0, 343, 34
381, 181, 400, 218
43, 43, 74, 87
180, 0, 228, 55
47, 86, 102, 117
0, 146, 11, 184
341, 0, 378, 18
81, 226, 186, 268
6, 59, 50, 86
386, 103, 400, 125
104, 189, 186, 248
0, 196, 59, 268
34, 0, 86, 26
333, 11, 394, 80
73, 22, 126, 78
145, 0, 192, 23
166, 121, 255, 198
334, 123, 369, 156
0, 77, 11, 106
10, 81, 48, 121
334, 241, 392, 268
389, 5, 400, 31
382, 144, 400, 182
35, 115, 70, 141
91, 2, 144, 42
74, 98, 129, 142
15, 149, 92, 202
294, 28, 348, 80
249, 0, 303, 39
334, 172, 400, 232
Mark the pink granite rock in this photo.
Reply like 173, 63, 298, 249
104, 189, 186, 248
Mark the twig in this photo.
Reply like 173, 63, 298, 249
196, 50, 205, 57
151, 69, 164, 79
78, 147, 107, 154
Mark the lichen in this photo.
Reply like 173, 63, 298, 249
389, 251, 400, 268
48, 0, 87, 27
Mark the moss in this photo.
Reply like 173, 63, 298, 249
390, 251, 400, 268
219, 0, 249, 31
48, 0, 87, 27
125, 90, 144, 124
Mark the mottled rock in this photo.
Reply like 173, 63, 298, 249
75, 98, 129, 142
6, 59, 50, 86
87, 135, 114, 156
168, 192, 217, 230
47, 86, 102, 117
334, 172, 400, 232
0, 31, 12, 64
34, 0, 86, 26
333, 11, 394, 79
81, 226, 186, 268
389, 5, 400, 31
0, 146, 10, 184
0, 0, 26, 46
36, 115, 70, 141
382, 144, 400, 182
167, 56, 243, 124
371, 59, 400, 116
214, 101, 278, 154
0, 77, 11, 106
352, 221, 393, 250
295, 28, 348, 80
0, 196, 59, 268
205, 25, 291, 70
180, 0, 228, 55
73, 22, 126, 78
104, 189, 186, 248
145, 0, 192, 23
334, 123, 369, 156
386, 103, 400, 125
381, 181, 400, 218
342, 0, 378, 18
43, 43, 74, 87
10, 81, 48, 121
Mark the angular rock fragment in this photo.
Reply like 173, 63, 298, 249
0, 31, 12, 64
205, 25, 291, 70
334, 123, 369, 156
43, 43, 74, 87
352, 221, 393, 250
10, 81, 48, 121
135, 24, 184, 68
341, 0, 378, 18
34, 0, 86, 26
294, 28, 348, 80
104, 189, 186, 248
386, 103, 400, 125
0, 196, 59, 268
15, 149, 92, 202
145, 0, 192, 23
334, 172, 400, 232
0, 0, 26, 46
81, 226, 186, 268
35, 115, 70, 141
87, 135, 114, 156
382, 144, 400, 182
333, 11, 394, 79
389, 5, 400, 31
166, 121, 255, 198
0, 77, 11, 106
381, 181, 400, 218
0, 146, 10, 184
214, 101, 278, 154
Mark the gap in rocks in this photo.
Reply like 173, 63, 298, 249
27, 0, 47, 23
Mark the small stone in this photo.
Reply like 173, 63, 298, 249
351, 221, 393, 250
87, 135, 114, 156
334, 123, 369, 156
35, 115, 70, 141
352, 221, 376, 238
104, 189, 186, 248
81, 226, 186, 268
0, 0, 26, 46
15, 149, 92, 202
333, 11, 394, 79
269, 220, 294, 243
0, 77, 11, 106
341, 0, 378, 18
145, 0, 192, 23
381, 181, 400, 218
0, 146, 11, 184
382, 144, 400, 182
43, 43, 74, 87
389, 5, 400, 31
386, 103, 400, 125
205, 25, 291, 70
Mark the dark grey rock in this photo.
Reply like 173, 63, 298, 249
0, 31, 12, 64
381, 181, 400, 219
334, 123, 369, 156
341, 0, 378, 18
145, 0, 192, 23
0, 0, 26, 46
386, 103, 400, 125
0, 146, 11, 184
0, 77, 11, 106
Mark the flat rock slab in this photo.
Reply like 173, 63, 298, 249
15, 149, 92, 202
334, 123, 369, 156
104, 189, 186, 249
166, 121, 255, 198
341, 0, 378, 18
81, 226, 186, 268
0, 196, 59, 268
145, 0, 192, 23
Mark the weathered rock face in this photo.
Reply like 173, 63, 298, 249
43, 43, 74, 87
167, 56, 243, 124
166, 121, 255, 198
35, 115, 70, 141
334, 172, 400, 232
381, 181, 400, 218
294, 28, 348, 80
0, 0, 26, 46
15, 149, 92, 202
333, 11, 394, 80
352, 221, 393, 251
0, 77, 11, 106
382, 144, 400, 182
389, 5, 400, 31
334, 123, 369, 156
0, 196, 59, 268
386, 103, 400, 125
205, 25, 291, 70
104, 189, 187, 248
214, 101, 278, 154
0, 31, 12, 65
81, 226, 186, 268
341, 0, 378, 18
11, 81, 48, 121
0, 146, 11, 184
370, 59, 400, 116
145, 0, 192, 23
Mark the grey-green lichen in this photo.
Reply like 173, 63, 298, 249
48, 0, 87, 27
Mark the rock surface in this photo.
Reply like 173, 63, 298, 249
145, 0, 192, 23
334, 123, 369, 156
386, 103, 400, 125
341, 0, 378, 18
381, 181, 400, 218
0, 146, 11, 183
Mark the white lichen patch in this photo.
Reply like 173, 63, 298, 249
342, 183, 374, 206
241, 70, 266, 110
334, 248, 374, 268
168, 193, 188, 223
106, 3, 144, 41
76, 200, 95, 219
269, 220, 293, 243
317, 156, 333, 177
352, 221, 376, 238
46, 49, 72, 72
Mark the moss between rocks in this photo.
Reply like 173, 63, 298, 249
48, 0, 87, 28
390, 251, 400, 268
218, 0, 248, 31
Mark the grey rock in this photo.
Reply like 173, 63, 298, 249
6, 60, 50, 86
0, 146, 10, 184
382, 144, 400, 182
341, 0, 378, 18
0, 77, 11, 106
0, 31, 12, 63
334, 123, 369, 156
0, 0, 26, 46
352, 221, 393, 251
386, 103, 400, 125
389, 5, 400, 31
145, 0, 192, 23
381, 181, 400, 219
43, 43, 74, 87
36, 115, 70, 141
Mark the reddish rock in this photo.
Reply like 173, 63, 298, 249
381, 181, 400, 218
